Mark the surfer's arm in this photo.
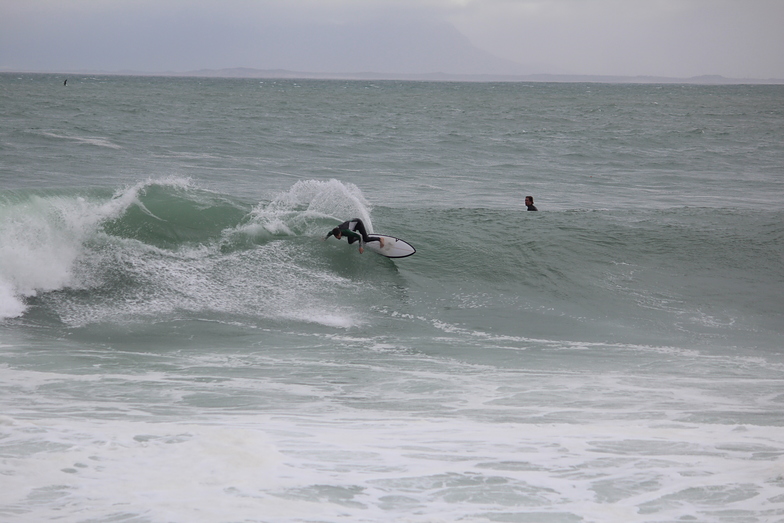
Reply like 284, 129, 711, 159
342, 230, 364, 252
342, 230, 362, 244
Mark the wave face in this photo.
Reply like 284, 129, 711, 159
2, 177, 781, 351
0, 179, 381, 327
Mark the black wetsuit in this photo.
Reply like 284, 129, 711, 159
325, 218, 381, 248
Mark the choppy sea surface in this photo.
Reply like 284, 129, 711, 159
1, 74, 783, 522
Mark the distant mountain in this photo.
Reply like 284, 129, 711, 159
171, 68, 784, 85
237, 17, 532, 76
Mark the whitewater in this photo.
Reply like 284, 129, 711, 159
1, 73, 783, 522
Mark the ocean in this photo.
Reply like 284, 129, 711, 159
1, 73, 783, 522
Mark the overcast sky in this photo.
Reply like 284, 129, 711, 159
2, 0, 783, 78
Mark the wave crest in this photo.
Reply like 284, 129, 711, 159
0, 178, 378, 324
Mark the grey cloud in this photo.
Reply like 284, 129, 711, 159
1, 0, 782, 78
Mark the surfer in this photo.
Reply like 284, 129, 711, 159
324, 218, 385, 254
63, 79, 67, 86
525, 195, 538, 211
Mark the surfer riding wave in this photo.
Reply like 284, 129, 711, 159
324, 218, 385, 254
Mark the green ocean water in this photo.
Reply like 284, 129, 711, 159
1, 74, 783, 522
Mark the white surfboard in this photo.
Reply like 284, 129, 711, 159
364, 234, 416, 258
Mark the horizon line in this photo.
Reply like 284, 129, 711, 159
3, 67, 784, 85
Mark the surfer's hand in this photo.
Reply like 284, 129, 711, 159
359, 247, 364, 254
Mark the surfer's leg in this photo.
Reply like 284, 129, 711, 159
354, 219, 384, 247
353, 219, 371, 243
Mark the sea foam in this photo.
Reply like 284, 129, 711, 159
0, 194, 96, 318
0, 179, 189, 319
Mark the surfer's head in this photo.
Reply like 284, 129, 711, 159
331, 227, 342, 239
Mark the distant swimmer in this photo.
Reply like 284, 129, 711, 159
324, 218, 385, 254
525, 195, 538, 211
